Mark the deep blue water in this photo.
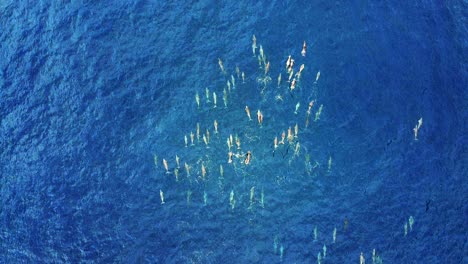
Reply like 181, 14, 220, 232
1, 1, 467, 263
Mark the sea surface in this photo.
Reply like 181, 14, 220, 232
1, 1, 467, 263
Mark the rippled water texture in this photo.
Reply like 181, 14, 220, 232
1, 1, 466, 263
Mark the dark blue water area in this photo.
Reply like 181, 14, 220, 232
1, 0, 467, 263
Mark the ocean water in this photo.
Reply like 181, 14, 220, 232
1, 1, 467, 263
